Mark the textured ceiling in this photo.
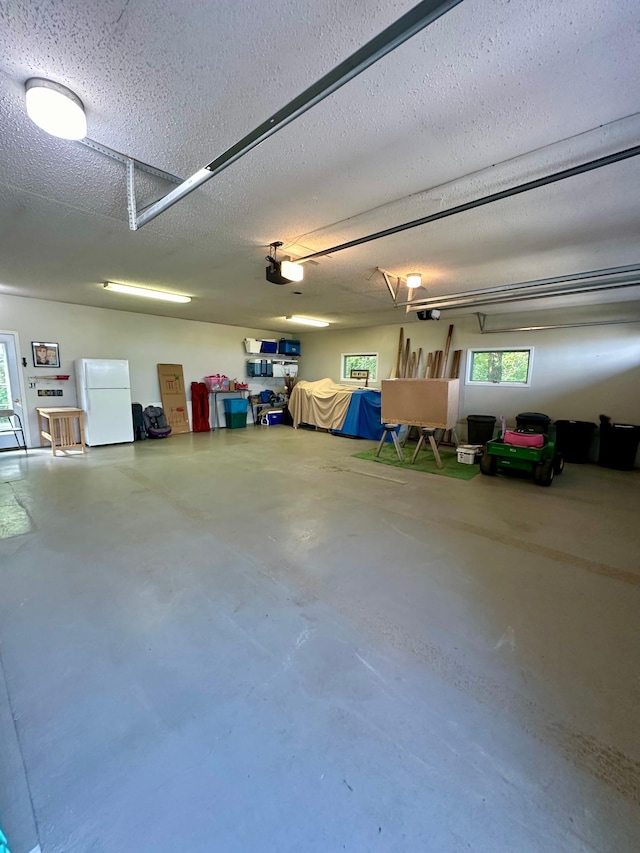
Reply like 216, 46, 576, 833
0, 0, 639, 330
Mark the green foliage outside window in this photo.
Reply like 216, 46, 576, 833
470, 349, 531, 384
0, 345, 11, 408
342, 354, 378, 381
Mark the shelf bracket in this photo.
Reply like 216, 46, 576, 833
378, 268, 400, 303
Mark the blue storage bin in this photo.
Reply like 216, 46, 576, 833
260, 340, 278, 354
278, 339, 300, 355
247, 360, 273, 377
223, 398, 248, 414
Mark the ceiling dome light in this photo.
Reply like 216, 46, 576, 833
25, 78, 87, 140
280, 260, 304, 282
406, 273, 422, 289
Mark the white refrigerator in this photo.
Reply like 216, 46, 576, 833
75, 358, 134, 446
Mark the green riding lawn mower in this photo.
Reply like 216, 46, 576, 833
480, 412, 565, 487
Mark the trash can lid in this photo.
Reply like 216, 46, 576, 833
517, 411, 550, 421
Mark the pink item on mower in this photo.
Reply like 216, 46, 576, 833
504, 430, 544, 448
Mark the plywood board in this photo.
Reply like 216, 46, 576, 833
157, 363, 190, 434
381, 379, 460, 429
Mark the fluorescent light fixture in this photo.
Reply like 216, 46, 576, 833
281, 260, 304, 282
103, 282, 191, 303
25, 78, 87, 140
286, 315, 329, 327
406, 273, 422, 289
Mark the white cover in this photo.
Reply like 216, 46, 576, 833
80, 358, 130, 389
288, 378, 354, 429
84, 389, 134, 446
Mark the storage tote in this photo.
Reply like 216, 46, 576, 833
278, 339, 301, 356
204, 374, 230, 391
260, 339, 278, 354
247, 360, 273, 378
457, 446, 479, 465
225, 411, 247, 429
223, 398, 248, 414
244, 338, 262, 354
260, 409, 283, 426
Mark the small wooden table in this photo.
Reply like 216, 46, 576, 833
36, 407, 86, 456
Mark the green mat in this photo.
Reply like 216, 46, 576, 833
353, 443, 480, 480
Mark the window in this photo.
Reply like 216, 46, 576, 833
466, 347, 534, 386
341, 352, 378, 382
0, 343, 11, 409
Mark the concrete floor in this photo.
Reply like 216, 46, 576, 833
0, 428, 639, 853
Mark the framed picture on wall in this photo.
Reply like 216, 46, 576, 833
32, 341, 60, 368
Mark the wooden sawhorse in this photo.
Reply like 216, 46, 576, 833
376, 423, 404, 461
411, 427, 442, 468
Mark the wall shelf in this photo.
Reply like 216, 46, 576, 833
27, 375, 70, 388
245, 355, 298, 362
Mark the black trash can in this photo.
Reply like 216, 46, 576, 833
598, 420, 640, 470
467, 415, 496, 445
555, 420, 596, 463
516, 412, 551, 434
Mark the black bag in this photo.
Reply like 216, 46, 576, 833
131, 403, 147, 440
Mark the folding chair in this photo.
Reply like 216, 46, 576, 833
0, 409, 27, 453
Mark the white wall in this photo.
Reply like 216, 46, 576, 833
297, 307, 640, 436
0, 294, 286, 445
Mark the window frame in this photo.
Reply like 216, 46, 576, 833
465, 346, 534, 387
340, 352, 379, 383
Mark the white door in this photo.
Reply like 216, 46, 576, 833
0, 332, 28, 450
85, 389, 134, 446
83, 359, 130, 390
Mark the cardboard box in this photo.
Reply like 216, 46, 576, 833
157, 364, 190, 434
381, 379, 459, 429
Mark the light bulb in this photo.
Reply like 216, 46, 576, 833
25, 78, 87, 140
281, 261, 304, 282
285, 315, 329, 327
103, 282, 191, 303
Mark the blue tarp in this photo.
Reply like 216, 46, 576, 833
332, 389, 390, 441
0, 826, 10, 853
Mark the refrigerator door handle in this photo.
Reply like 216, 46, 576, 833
83, 364, 91, 413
